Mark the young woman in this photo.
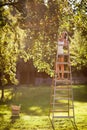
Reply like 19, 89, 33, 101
56, 31, 68, 79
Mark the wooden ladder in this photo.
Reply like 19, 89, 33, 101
49, 40, 75, 124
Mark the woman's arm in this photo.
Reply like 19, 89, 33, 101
64, 39, 68, 46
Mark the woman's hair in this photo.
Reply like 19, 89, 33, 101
63, 31, 68, 40
58, 31, 68, 40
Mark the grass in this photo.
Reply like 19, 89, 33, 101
0, 85, 87, 130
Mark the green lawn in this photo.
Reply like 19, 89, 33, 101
0, 85, 87, 130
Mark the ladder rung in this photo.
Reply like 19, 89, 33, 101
54, 79, 71, 83
51, 87, 73, 90
50, 103, 69, 105
52, 95, 72, 97
55, 88, 72, 90
50, 110, 69, 112
55, 85, 72, 88
51, 86, 72, 89
50, 104, 74, 109
53, 85, 72, 88
55, 71, 70, 74
56, 62, 70, 65
51, 84, 73, 89
54, 98, 72, 100
55, 83, 72, 85
53, 116, 74, 118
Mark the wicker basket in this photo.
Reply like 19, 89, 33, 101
11, 105, 21, 116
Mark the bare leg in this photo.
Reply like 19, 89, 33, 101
56, 59, 60, 79
60, 56, 64, 79
61, 64, 64, 79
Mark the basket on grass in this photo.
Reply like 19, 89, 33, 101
11, 105, 21, 116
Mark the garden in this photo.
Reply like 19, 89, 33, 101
0, 85, 87, 130
0, 0, 87, 130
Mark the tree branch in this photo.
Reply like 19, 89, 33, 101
0, 2, 19, 7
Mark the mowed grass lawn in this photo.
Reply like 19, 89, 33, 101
0, 85, 87, 130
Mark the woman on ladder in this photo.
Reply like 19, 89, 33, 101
56, 31, 68, 79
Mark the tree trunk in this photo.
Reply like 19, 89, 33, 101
1, 86, 4, 101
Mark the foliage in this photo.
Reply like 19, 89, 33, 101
70, 0, 87, 70
0, 6, 26, 86
0, 0, 65, 80
70, 30, 87, 70
16, 0, 72, 77
0, 0, 87, 86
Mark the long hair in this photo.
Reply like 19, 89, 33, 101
63, 31, 68, 40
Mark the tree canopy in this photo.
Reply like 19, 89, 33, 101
0, 1, 26, 86
0, 0, 87, 88
70, 0, 87, 72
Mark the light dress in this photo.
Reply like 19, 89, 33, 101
57, 41, 64, 55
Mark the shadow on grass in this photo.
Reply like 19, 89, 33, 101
0, 85, 87, 117
11, 86, 51, 116
73, 85, 87, 102
10, 115, 20, 123
49, 118, 79, 130
71, 119, 78, 130
1, 116, 20, 130
12, 85, 87, 116
1, 85, 87, 116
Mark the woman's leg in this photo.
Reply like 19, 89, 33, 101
56, 58, 60, 79
60, 56, 64, 79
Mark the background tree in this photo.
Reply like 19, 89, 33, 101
0, 2, 26, 100
70, 0, 87, 74
16, 0, 72, 76
0, 0, 87, 100
0, 0, 73, 100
